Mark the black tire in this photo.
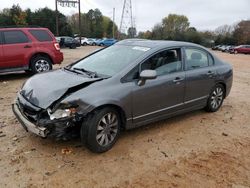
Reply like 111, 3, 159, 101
81, 107, 121, 153
30, 56, 52, 74
205, 84, 225, 112
70, 44, 76, 49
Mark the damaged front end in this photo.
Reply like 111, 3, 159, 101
12, 69, 104, 140
12, 92, 84, 140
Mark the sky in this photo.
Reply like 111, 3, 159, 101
0, 0, 249, 32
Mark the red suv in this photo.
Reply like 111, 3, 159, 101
0, 27, 63, 74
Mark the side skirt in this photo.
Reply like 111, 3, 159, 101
0, 66, 29, 73
126, 103, 206, 130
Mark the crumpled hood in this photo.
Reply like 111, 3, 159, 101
20, 69, 102, 109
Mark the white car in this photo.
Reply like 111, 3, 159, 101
86, 38, 96, 46
75, 37, 89, 46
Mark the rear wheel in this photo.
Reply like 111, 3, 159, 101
70, 44, 76, 49
205, 84, 225, 112
81, 107, 121, 153
30, 56, 52, 74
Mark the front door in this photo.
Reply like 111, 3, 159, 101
132, 48, 185, 124
2, 30, 32, 68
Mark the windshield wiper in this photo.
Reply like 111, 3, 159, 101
64, 66, 77, 73
73, 67, 98, 78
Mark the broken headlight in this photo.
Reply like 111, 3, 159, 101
48, 107, 77, 120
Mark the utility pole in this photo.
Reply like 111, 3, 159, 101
78, 0, 81, 42
112, 8, 115, 39
55, 0, 81, 39
55, 0, 59, 36
119, 0, 135, 39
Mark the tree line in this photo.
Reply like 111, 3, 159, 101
0, 4, 118, 38
138, 14, 250, 46
0, 5, 249, 45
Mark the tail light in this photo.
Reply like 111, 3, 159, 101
54, 43, 60, 51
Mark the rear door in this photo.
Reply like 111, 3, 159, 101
2, 30, 33, 68
184, 47, 216, 107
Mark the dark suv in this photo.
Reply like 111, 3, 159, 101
59, 36, 81, 49
0, 27, 63, 74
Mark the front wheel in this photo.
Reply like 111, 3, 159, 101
205, 84, 225, 112
81, 107, 121, 153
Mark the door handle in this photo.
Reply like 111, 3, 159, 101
24, 45, 32, 48
173, 77, 184, 83
206, 71, 214, 77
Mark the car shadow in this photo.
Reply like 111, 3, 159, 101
25, 109, 205, 154
0, 71, 30, 81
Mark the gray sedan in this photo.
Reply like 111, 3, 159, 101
13, 39, 233, 153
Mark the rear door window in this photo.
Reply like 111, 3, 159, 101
3, 30, 29, 44
29, 30, 53, 42
185, 48, 209, 70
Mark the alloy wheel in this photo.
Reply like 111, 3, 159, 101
96, 112, 118, 146
210, 87, 224, 109
35, 59, 50, 72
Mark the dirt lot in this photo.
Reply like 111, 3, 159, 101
0, 46, 250, 188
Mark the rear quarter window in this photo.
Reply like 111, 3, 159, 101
29, 30, 53, 42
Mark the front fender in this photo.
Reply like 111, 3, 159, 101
79, 99, 129, 118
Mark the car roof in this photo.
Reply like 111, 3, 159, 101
116, 39, 204, 49
0, 27, 48, 31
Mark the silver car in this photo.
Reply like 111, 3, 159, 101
13, 39, 233, 153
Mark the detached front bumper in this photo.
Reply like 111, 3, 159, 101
12, 103, 49, 137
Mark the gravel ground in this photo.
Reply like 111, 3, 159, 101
0, 46, 250, 188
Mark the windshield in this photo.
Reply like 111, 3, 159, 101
71, 45, 150, 77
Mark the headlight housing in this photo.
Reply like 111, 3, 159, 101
48, 107, 77, 120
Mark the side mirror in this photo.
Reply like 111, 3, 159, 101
138, 70, 157, 86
